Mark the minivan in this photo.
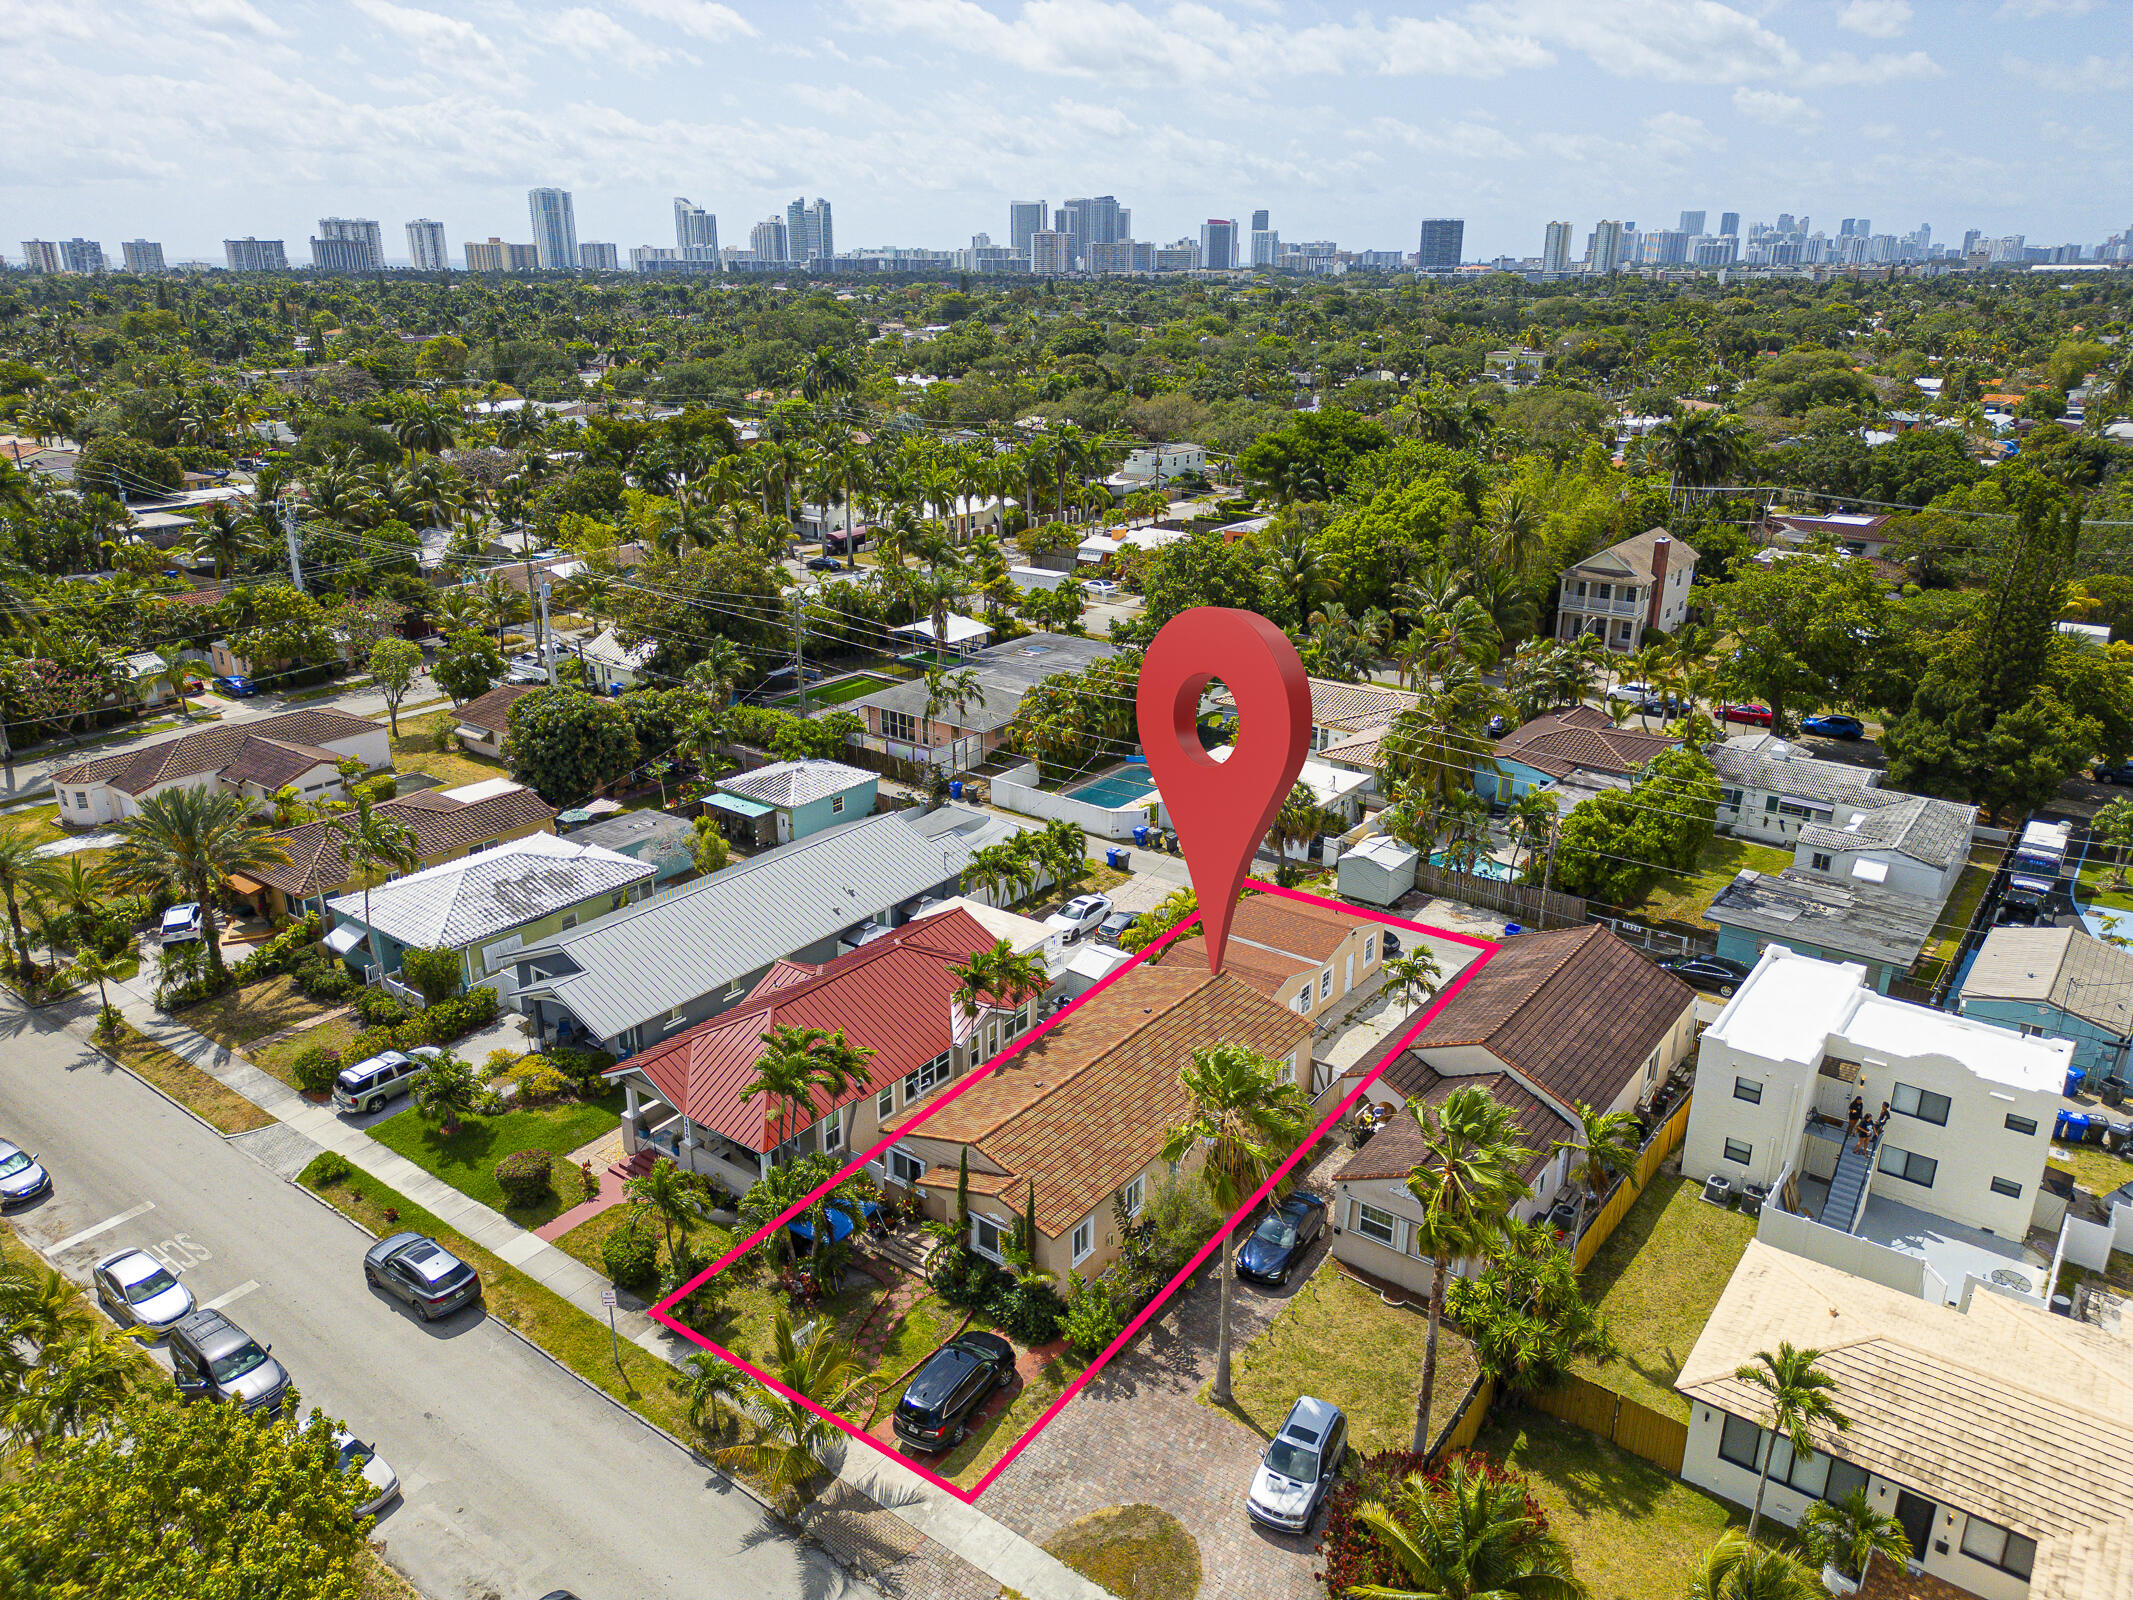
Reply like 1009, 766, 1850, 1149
892, 1331, 1015, 1450
1246, 1395, 1347, 1532
333, 1046, 441, 1115
169, 1308, 289, 1415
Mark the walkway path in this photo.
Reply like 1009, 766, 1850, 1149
78, 968, 1108, 1600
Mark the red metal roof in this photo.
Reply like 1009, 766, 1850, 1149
622, 908, 999, 1153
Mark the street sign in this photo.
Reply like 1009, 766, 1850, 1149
601, 1288, 617, 1307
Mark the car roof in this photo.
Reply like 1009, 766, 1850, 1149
175, 1308, 251, 1357
97, 1247, 163, 1282
0, 1138, 23, 1159
366, 1229, 427, 1263
345, 1050, 413, 1074
1278, 1394, 1341, 1443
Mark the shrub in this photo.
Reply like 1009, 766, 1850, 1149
230, 914, 323, 985
292, 956, 358, 1002
352, 988, 411, 1028
494, 1148, 554, 1209
1319, 1453, 1550, 1597
485, 1047, 521, 1074
302, 1150, 355, 1188
547, 1045, 616, 1091
291, 1044, 342, 1094
985, 1278, 1066, 1345
1060, 1273, 1126, 1357
602, 1219, 660, 1291
506, 1057, 574, 1105
398, 944, 461, 1006
356, 774, 397, 803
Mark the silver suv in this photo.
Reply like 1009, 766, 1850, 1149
169, 1308, 289, 1415
333, 1046, 441, 1115
1246, 1395, 1347, 1532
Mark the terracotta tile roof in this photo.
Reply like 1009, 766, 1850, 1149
1410, 925, 1693, 1112
1337, 1063, 1570, 1185
1221, 939, 1317, 1005
254, 783, 555, 899
1213, 676, 1416, 735
1494, 705, 1680, 782
622, 909, 1001, 1153
1230, 893, 1356, 964
454, 683, 540, 736
895, 963, 1310, 1237
215, 737, 344, 790
53, 708, 379, 795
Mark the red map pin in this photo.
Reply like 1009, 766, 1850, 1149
1137, 607, 1312, 976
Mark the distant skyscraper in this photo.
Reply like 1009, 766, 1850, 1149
1052, 207, 1068, 234
1009, 201, 1046, 259
20, 241, 63, 274
1062, 197, 1123, 267
1199, 219, 1236, 270
1251, 208, 1270, 233
1962, 228, 1983, 256
751, 215, 789, 262
224, 237, 287, 272
464, 238, 504, 272
120, 239, 165, 274
1718, 211, 1740, 237
673, 198, 719, 262
310, 236, 373, 272
405, 219, 449, 271
785, 197, 833, 264
1417, 218, 1464, 271
1029, 230, 1072, 276
580, 242, 619, 271
1678, 210, 1706, 237
1588, 220, 1627, 274
1541, 221, 1573, 274
1250, 227, 1280, 267
317, 217, 383, 270
527, 187, 579, 270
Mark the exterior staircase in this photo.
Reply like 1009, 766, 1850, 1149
607, 1148, 658, 1183
1817, 1133, 1878, 1231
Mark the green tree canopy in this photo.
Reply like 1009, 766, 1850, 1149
506, 686, 639, 804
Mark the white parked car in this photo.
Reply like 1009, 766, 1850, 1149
1603, 682, 1654, 709
93, 1246, 195, 1336
1044, 893, 1114, 942
160, 903, 205, 946
332, 1428, 401, 1519
1082, 579, 1120, 598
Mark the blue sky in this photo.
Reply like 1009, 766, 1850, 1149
4, 0, 2129, 263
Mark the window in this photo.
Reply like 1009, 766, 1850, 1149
1293, 987, 1311, 1014
1352, 1202, 1399, 1247
903, 1053, 951, 1101
1960, 1517, 2037, 1580
1733, 1076, 1763, 1105
1319, 969, 1333, 1001
1990, 1176, 2023, 1199
1277, 1054, 1296, 1085
971, 1214, 1006, 1261
1594, 583, 1612, 602
1891, 1082, 1951, 1126
1718, 1413, 1763, 1470
1071, 1217, 1094, 1264
1719, 787, 1743, 809
887, 1148, 924, 1185
1723, 1138, 1754, 1165
818, 1112, 843, 1151
2005, 1113, 2039, 1136
666, 1005, 683, 1024
1810, 852, 1833, 873
1362, 934, 1375, 962
1878, 1145, 1938, 1188
830, 796, 846, 815
882, 709, 916, 743
877, 1088, 896, 1122
1765, 795, 1781, 813
1120, 1175, 1144, 1217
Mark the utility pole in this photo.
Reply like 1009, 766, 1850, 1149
539, 581, 556, 687
792, 588, 808, 716
523, 558, 539, 656
1535, 814, 1559, 932
279, 495, 304, 592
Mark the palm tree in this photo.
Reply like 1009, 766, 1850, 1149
0, 828, 64, 981
1507, 790, 1558, 878
1650, 410, 1750, 499
332, 790, 421, 977
0, 1263, 93, 1349
677, 1349, 747, 1443
1553, 1102, 1643, 1241
70, 947, 128, 1037
946, 937, 1049, 1039
1734, 1343, 1851, 1541
4, 1329, 139, 1457
1383, 948, 1445, 1012
626, 1156, 694, 1265
715, 1311, 864, 1512
1159, 1042, 1313, 1404
1034, 817, 1088, 893
186, 503, 264, 581
1688, 1531, 1822, 1600
1347, 1457, 1589, 1600
1800, 1487, 1912, 1588
800, 344, 859, 409
411, 1049, 482, 1135
745, 1024, 875, 1161
1404, 1084, 1533, 1452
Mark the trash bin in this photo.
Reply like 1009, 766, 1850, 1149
2057, 1109, 2090, 1143
1133, 825, 1149, 847
1503, 923, 1523, 937
2066, 1066, 2087, 1098
2052, 1293, 2074, 1317
949, 780, 963, 800
1106, 847, 1128, 871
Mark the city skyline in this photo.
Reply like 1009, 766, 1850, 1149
3, 1, 2126, 262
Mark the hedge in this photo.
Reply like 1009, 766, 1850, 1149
602, 1220, 660, 1291
343, 987, 501, 1064
230, 914, 322, 986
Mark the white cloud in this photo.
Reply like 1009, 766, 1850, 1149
350, 0, 504, 64
534, 8, 692, 70
148, 0, 286, 37
1836, 0, 1910, 38
1478, 0, 1798, 83
2007, 52, 2133, 91
1732, 85, 1811, 123
1798, 49, 1941, 86
616, 0, 757, 41
1366, 116, 1525, 160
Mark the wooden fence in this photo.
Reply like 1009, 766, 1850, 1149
1427, 1373, 1497, 1463
1571, 1092, 1694, 1272
1408, 862, 1587, 929
1525, 1374, 1689, 1476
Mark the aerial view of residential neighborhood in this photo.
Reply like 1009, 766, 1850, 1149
7, 4, 2133, 1600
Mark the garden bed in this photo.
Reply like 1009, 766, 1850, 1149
365, 1092, 624, 1228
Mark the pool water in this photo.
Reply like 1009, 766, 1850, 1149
1067, 766, 1158, 809
1430, 852, 1515, 880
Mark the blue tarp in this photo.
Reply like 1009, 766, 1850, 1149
786, 1199, 878, 1245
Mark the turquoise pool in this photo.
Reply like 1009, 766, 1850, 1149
1067, 766, 1157, 809
1431, 852, 1514, 880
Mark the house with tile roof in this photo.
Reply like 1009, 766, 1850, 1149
605, 906, 1053, 1194
1678, 1239, 2133, 1600
1212, 675, 1417, 769
884, 963, 1312, 1280
1219, 892, 1386, 1055
1479, 704, 1680, 804
51, 707, 390, 827
247, 777, 555, 919
1554, 528, 1696, 652
452, 683, 540, 759
709, 759, 878, 847
1958, 925, 2133, 1087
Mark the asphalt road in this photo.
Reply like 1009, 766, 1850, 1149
0, 1000, 871, 1600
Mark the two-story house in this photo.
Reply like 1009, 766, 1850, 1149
1218, 892, 1386, 1053
1554, 529, 1697, 652
1477, 705, 1680, 804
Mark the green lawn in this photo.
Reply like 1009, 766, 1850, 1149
367, 1092, 624, 1228
766, 671, 895, 710
1570, 1173, 1758, 1421
255, 1014, 362, 1086
2079, 858, 2133, 913
1212, 1267, 1481, 1456
1476, 1412, 1751, 1600
1625, 836, 1794, 932
181, 971, 344, 1051
391, 717, 515, 790
1918, 860, 1994, 976
2051, 1142, 2133, 1198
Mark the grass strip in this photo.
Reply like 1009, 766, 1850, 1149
102, 1021, 276, 1134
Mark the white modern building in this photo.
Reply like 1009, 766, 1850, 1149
120, 239, 165, 274
405, 219, 449, 271
673, 197, 719, 262
224, 237, 288, 272
316, 217, 383, 270
527, 187, 579, 271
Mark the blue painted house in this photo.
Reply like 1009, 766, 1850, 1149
1957, 924, 2133, 1086
1477, 705, 1679, 802
712, 759, 879, 847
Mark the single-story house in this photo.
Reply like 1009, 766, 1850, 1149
560, 808, 698, 885
453, 684, 540, 759
52, 708, 390, 828
1958, 924, 2133, 1087
1679, 1239, 2133, 1600
1763, 508, 1893, 559
709, 760, 878, 848
1163, 747, 1371, 830
847, 632, 1118, 774
1211, 675, 1417, 757
891, 612, 992, 657
1219, 892, 1386, 1051
606, 905, 1052, 1194
326, 831, 654, 999
1704, 867, 1944, 996
1479, 705, 1679, 803
884, 962, 1312, 1281
511, 808, 995, 1056
582, 628, 655, 695
248, 777, 555, 919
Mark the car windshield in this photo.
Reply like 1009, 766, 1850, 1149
209, 1341, 270, 1384
125, 1265, 180, 1302
1251, 1216, 1298, 1249
338, 1439, 375, 1470
0, 1150, 30, 1178
1265, 1440, 1320, 1482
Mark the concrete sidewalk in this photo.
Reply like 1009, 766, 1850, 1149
88, 975, 1107, 1600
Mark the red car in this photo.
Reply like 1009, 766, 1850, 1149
1719, 703, 1774, 727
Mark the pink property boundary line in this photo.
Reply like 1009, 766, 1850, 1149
648, 879, 1503, 1505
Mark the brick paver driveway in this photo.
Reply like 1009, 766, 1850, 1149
975, 1151, 1349, 1600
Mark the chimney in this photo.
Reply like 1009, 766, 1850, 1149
1646, 534, 1671, 632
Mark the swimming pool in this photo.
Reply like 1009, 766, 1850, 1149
1067, 766, 1158, 809
1430, 852, 1515, 881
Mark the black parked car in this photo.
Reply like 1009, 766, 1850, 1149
364, 1232, 483, 1322
893, 1331, 1015, 1451
1658, 954, 1754, 997
1236, 1192, 1328, 1286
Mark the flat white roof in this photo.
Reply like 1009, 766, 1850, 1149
438, 776, 529, 804
1208, 745, 1371, 805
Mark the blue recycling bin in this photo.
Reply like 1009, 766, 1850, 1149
1503, 923, 1523, 937
2066, 1067, 2087, 1098
2057, 1109, 2090, 1143
1133, 825, 1149, 847
1106, 847, 1128, 870
950, 780, 964, 800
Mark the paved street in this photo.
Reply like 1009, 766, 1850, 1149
0, 995, 872, 1600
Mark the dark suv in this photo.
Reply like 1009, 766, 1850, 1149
365, 1232, 483, 1322
169, 1308, 289, 1415
892, 1331, 1015, 1451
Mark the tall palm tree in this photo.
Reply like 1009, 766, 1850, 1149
626, 1156, 694, 1265
1159, 1042, 1313, 1405
1404, 1084, 1533, 1452
1347, 1457, 1589, 1600
332, 790, 421, 976
1383, 948, 1445, 1012
102, 788, 290, 981
946, 937, 1048, 1039
1650, 410, 1749, 499
0, 1262, 94, 1350
70, 948, 129, 1036
1507, 790, 1558, 877
1735, 1343, 1851, 1541
1688, 1531, 1822, 1600
677, 1349, 747, 1444
715, 1311, 864, 1511
744, 1024, 874, 1160
1800, 1488, 1912, 1588
0, 828, 62, 981
1553, 1101, 1643, 1240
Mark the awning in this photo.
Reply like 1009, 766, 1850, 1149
455, 725, 484, 742
324, 923, 365, 955
709, 793, 775, 818
786, 1199, 879, 1246
226, 874, 264, 895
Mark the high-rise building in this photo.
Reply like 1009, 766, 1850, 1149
1052, 207, 1068, 234
1250, 228, 1280, 267
1718, 211, 1740, 237
1009, 201, 1047, 259
785, 197, 833, 265
673, 198, 719, 263
1417, 217, 1464, 272
224, 237, 287, 272
20, 240, 63, 274
1962, 228, 1983, 257
120, 239, 165, 274
1061, 196, 1124, 267
527, 187, 579, 271
580, 242, 619, 271
750, 216, 789, 262
1541, 220, 1574, 274
317, 217, 383, 270
465, 237, 504, 272
405, 219, 449, 271
1587, 220, 1627, 274
1678, 210, 1706, 237
51, 238, 106, 273
1251, 208, 1270, 232
309, 236, 373, 273
1647, 229, 1690, 266
505, 242, 541, 272
1199, 219, 1236, 270
1029, 231, 1072, 275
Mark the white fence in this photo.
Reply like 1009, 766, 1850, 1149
990, 761, 1151, 841
1757, 1204, 1946, 1301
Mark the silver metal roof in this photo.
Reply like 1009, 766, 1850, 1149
841, 632, 1117, 736
716, 759, 875, 810
327, 832, 652, 951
